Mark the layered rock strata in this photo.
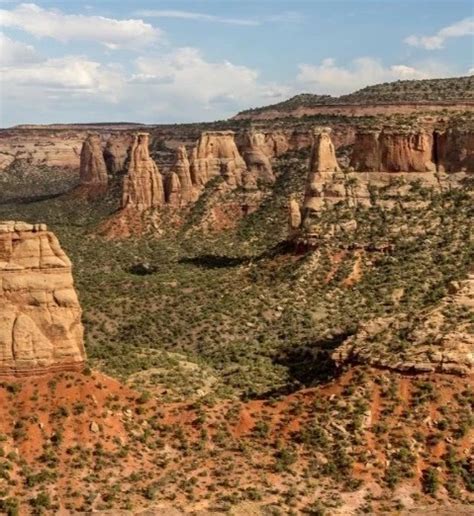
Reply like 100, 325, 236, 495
241, 129, 274, 184
0, 221, 85, 375
121, 133, 165, 210
190, 131, 247, 187
165, 146, 196, 206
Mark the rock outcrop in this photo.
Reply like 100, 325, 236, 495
288, 198, 302, 237
309, 127, 341, 174
241, 129, 274, 184
351, 128, 436, 172
437, 127, 474, 173
121, 133, 165, 211
0, 221, 85, 375
190, 131, 247, 187
104, 133, 134, 175
79, 134, 108, 192
166, 146, 196, 206
333, 273, 474, 375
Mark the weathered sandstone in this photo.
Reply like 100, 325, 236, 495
241, 129, 274, 184
165, 173, 182, 207
309, 127, 341, 174
167, 146, 196, 205
121, 133, 165, 211
104, 133, 134, 175
351, 128, 436, 172
191, 131, 247, 187
0, 221, 85, 375
79, 134, 108, 190
437, 127, 474, 173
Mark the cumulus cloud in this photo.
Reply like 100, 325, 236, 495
405, 17, 474, 50
296, 57, 448, 95
0, 32, 39, 65
0, 3, 161, 48
135, 9, 259, 26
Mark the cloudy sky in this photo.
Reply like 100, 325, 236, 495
0, 0, 472, 126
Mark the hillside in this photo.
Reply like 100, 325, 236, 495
235, 76, 474, 119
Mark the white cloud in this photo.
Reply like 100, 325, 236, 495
296, 57, 448, 95
135, 9, 259, 26
405, 17, 474, 50
0, 3, 161, 48
0, 32, 39, 65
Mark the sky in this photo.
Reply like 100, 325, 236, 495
0, 0, 473, 126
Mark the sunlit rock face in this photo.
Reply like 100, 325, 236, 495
190, 131, 247, 188
121, 133, 165, 211
0, 222, 85, 376
240, 129, 275, 185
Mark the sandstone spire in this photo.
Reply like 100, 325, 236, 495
167, 145, 195, 205
165, 173, 182, 206
309, 127, 341, 174
241, 129, 275, 184
190, 131, 247, 187
121, 133, 165, 211
0, 221, 85, 375
79, 133, 108, 190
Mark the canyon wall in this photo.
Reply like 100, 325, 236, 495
0, 222, 85, 375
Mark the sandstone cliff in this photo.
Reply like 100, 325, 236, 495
240, 129, 275, 184
351, 128, 436, 172
0, 221, 85, 375
79, 134, 108, 195
121, 133, 165, 211
190, 131, 247, 187
437, 127, 474, 173
165, 146, 196, 206
104, 133, 134, 175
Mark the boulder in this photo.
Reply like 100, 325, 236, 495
0, 222, 85, 375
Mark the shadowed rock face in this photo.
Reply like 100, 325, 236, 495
165, 146, 196, 206
79, 134, 108, 188
121, 133, 165, 211
437, 127, 474, 172
104, 133, 134, 175
241, 129, 275, 184
190, 131, 247, 187
0, 221, 85, 376
351, 128, 436, 172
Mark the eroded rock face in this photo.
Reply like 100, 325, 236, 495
121, 133, 165, 211
104, 133, 134, 175
332, 273, 474, 375
0, 221, 85, 375
309, 127, 341, 174
437, 127, 474, 173
166, 146, 196, 206
241, 129, 274, 184
351, 128, 436, 172
190, 131, 247, 187
79, 134, 108, 189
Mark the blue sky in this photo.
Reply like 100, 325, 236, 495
0, 0, 473, 126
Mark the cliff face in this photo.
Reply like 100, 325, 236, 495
104, 133, 134, 175
437, 127, 474, 173
121, 133, 165, 211
0, 222, 85, 375
190, 131, 247, 187
241, 129, 274, 184
79, 134, 108, 194
165, 146, 196, 206
351, 128, 436, 172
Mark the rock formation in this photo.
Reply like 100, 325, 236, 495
309, 127, 341, 174
166, 146, 196, 206
79, 133, 108, 192
332, 273, 474, 375
190, 131, 247, 187
436, 127, 474, 173
104, 133, 134, 175
241, 129, 274, 184
351, 127, 436, 172
0, 221, 85, 375
121, 133, 165, 211
262, 131, 290, 158
288, 198, 302, 237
